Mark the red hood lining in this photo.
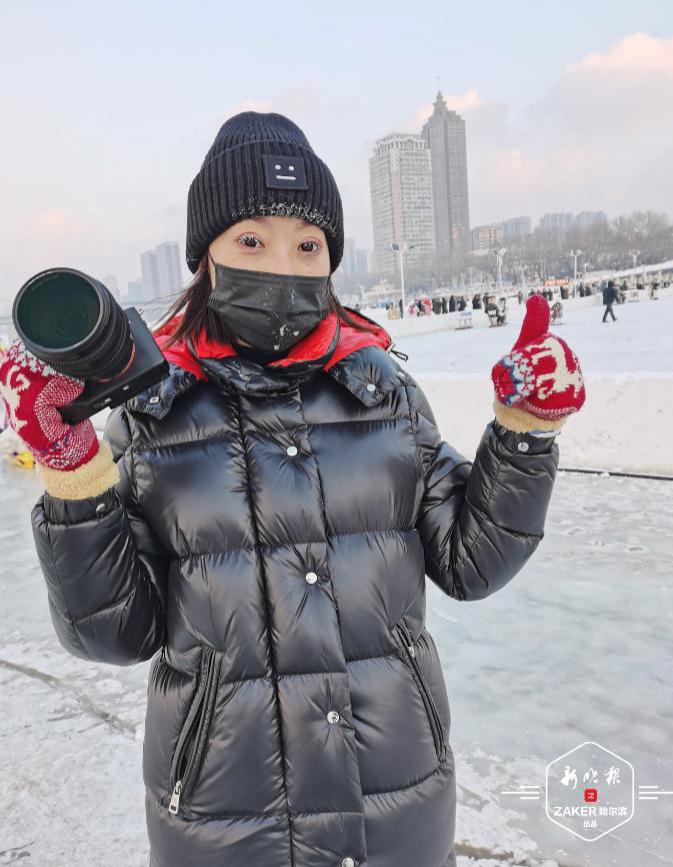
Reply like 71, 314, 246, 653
153, 309, 392, 381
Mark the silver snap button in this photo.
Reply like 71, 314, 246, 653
366, 382, 377, 393
95, 503, 106, 513
305, 571, 318, 585
326, 710, 340, 724
517, 441, 530, 452
286, 445, 298, 457
342, 858, 355, 867
149, 395, 160, 404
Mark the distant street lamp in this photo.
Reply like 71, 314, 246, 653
491, 247, 507, 292
518, 263, 526, 293
391, 241, 416, 316
569, 249, 583, 291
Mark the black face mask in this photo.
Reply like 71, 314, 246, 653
206, 251, 330, 353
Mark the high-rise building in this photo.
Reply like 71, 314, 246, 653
421, 91, 470, 265
500, 216, 532, 241
354, 248, 369, 276
139, 241, 184, 300
574, 211, 607, 231
340, 237, 370, 281
470, 225, 503, 251
369, 132, 435, 273
127, 278, 145, 302
342, 238, 357, 278
155, 242, 184, 294
102, 274, 120, 299
538, 212, 574, 233
140, 250, 161, 300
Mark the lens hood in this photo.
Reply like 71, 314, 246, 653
12, 266, 133, 381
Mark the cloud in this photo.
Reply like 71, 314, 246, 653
484, 146, 603, 195
23, 209, 99, 241
4, 210, 127, 306
409, 89, 485, 128
223, 98, 275, 117
468, 33, 673, 224
570, 32, 673, 75
224, 83, 322, 124
395, 55, 673, 226
408, 89, 509, 148
537, 33, 673, 134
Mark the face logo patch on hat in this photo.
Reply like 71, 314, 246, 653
262, 154, 309, 190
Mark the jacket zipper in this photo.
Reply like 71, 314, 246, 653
167, 646, 221, 815
394, 622, 445, 760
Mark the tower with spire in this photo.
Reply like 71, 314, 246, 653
422, 90, 470, 267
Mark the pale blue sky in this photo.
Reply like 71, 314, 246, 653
1, 0, 672, 306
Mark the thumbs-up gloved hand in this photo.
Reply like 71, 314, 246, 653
490, 294, 586, 435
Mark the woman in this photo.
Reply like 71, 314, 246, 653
0, 111, 586, 867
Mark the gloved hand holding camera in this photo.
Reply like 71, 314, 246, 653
0, 340, 120, 498
0, 339, 98, 468
1, 265, 169, 499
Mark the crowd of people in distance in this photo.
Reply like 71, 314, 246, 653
366, 271, 671, 324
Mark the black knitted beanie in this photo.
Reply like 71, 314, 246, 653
185, 111, 344, 275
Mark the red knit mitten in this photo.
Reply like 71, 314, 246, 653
491, 294, 586, 422
0, 340, 98, 470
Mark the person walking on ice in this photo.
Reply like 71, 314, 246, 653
0, 111, 587, 867
602, 279, 618, 322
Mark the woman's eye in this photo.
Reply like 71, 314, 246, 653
300, 240, 321, 253
238, 234, 261, 248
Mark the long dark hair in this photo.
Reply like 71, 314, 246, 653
155, 253, 379, 349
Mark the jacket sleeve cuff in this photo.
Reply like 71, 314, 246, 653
492, 395, 568, 435
35, 439, 121, 500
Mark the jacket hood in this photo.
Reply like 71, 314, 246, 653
153, 307, 393, 381
125, 307, 405, 418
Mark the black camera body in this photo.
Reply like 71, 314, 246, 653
56, 306, 169, 424
12, 266, 170, 425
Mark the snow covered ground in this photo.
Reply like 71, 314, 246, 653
389, 287, 673, 474
1, 291, 671, 865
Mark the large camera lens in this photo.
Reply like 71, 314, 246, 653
13, 267, 133, 380
16, 272, 101, 349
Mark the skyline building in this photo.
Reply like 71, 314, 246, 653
499, 216, 532, 240
574, 210, 607, 231
422, 91, 470, 265
341, 237, 371, 280
470, 224, 503, 251
140, 250, 161, 300
368, 132, 435, 273
155, 241, 184, 294
538, 212, 575, 233
102, 274, 120, 299
138, 241, 184, 301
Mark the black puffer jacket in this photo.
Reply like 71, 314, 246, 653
31, 310, 559, 867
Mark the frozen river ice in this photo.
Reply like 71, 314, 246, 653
1, 453, 671, 865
